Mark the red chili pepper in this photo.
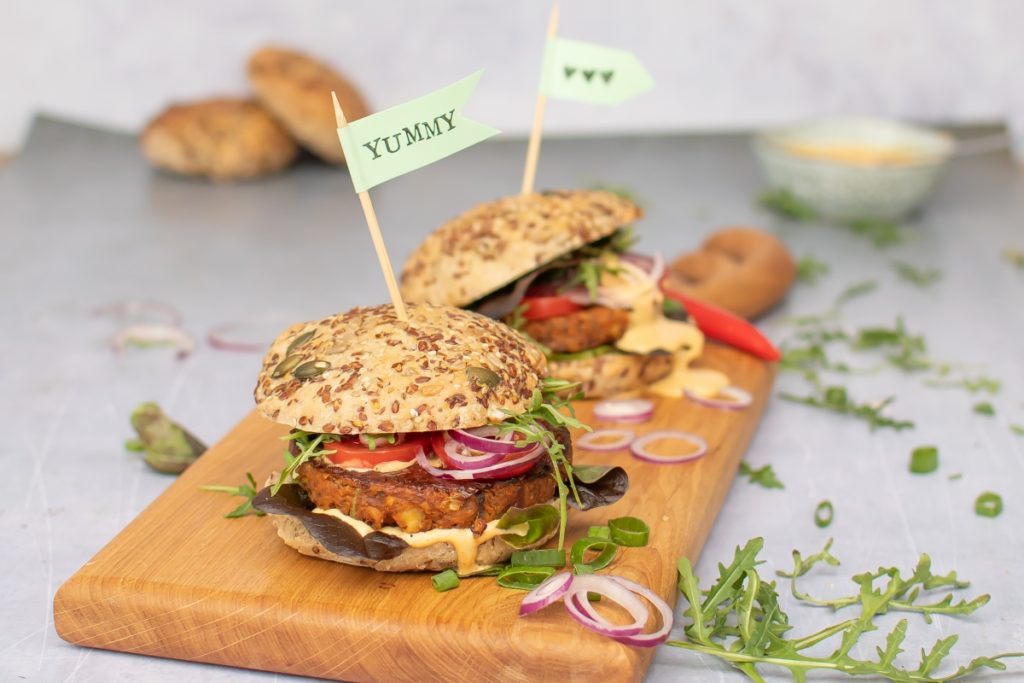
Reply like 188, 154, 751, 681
660, 283, 780, 362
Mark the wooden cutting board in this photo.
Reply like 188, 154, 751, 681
54, 344, 773, 683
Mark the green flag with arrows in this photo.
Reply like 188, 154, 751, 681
541, 37, 654, 105
337, 70, 499, 193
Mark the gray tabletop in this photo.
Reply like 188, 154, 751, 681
3, 118, 1023, 682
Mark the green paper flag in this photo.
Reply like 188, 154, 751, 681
541, 37, 654, 105
337, 70, 499, 193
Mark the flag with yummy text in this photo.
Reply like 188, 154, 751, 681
336, 70, 499, 193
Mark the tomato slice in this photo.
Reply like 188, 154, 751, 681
430, 433, 540, 478
323, 435, 427, 468
521, 295, 584, 321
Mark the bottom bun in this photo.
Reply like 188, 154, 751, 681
270, 510, 558, 574
548, 351, 674, 398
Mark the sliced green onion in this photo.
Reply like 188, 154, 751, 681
431, 569, 460, 592
124, 438, 145, 452
814, 500, 834, 528
975, 492, 1003, 518
608, 516, 650, 547
909, 446, 939, 474
496, 565, 557, 590
496, 504, 560, 548
570, 536, 618, 572
973, 402, 995, 416
587, 525, 611, 540
510, 548, 565, 568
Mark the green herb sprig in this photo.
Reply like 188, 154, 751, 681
497, 377, 590, 550
893, 261, 942, 288
200, 472, 266, 518
759, 188, 817, 222
796, 255, 830, 284
780, 386, 914, 432
670, 537, 1022, 682
738, 462, 785, 489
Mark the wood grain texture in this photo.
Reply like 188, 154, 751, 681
54, 344, 773, 683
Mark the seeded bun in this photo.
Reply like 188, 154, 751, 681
400, 190, 643, 308
547, 352, 674, 399
247, 46, 370, 165
140, 99, 298, 180
269, 512, 557, 573
254, 303, 546, 434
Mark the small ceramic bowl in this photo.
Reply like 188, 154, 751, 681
753, 117, 955, 220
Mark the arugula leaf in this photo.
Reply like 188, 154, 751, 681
669, 537, 1023, 682
497, 378, 591, 549
758, 188, 817, 222
834, 280, 879, 308
893, 261, 942, 288
200, 472, 266, 518
780, 386, 914, 432
843, 217, 906, 248
796, 255, 830, 284
925, 375, 1001, 395
738, 463, 785, 489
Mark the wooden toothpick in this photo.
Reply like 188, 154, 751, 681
520, 2, 560, 195
332, 92, 408, 322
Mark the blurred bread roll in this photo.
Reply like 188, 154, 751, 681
665, 227, 795, 319
247, 46, 370, 165
141, 98, 297, 181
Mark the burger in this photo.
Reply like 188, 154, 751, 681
400, 189, 709, 398
250, 303, 627, 574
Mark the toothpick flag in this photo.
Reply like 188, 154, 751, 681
541, 38, 654, 105
337, 70, 499, 193
521, 3, 654, 194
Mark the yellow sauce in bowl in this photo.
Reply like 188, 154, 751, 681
783, 142, 927, 166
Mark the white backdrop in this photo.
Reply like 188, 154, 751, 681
2, 0, 1021, 150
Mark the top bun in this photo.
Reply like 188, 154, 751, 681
400, 190, 642, 308
254, 304, 547, 434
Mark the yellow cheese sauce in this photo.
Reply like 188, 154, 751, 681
783, 142, 925, 166
313, 507, 534, 575
600, 257, 731, 396
339, 459, 416, 474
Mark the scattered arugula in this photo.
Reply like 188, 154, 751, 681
893, 261, 942, 288
972, 402, 995, 417
200, 472, 266, 518
670, 537, 1022, 682
924, 375, 1001, 395
497, 377, 590, 550
759, 188, 817, 222
796, 255, 830, 284
843, 217, 907, 248
738, 462, 784, 489
780, 385, 914, 432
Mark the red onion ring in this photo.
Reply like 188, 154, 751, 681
601, 575, 674, 647
576, 429, 635, 451
620, 252, 665, 286
207, 323, 271, 353
518, 572, 574, 617
112, 324, 195, 360
630, 430, 707, 465
684, 385, 752, 410
441, 433, 507, 469
414, 443, 543, 480
564, 575, 649, 637
593, 399, 654, 424
448, 426, 530, 455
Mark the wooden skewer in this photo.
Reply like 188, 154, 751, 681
332, 91, 408, 321
520, 2, 560, 195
